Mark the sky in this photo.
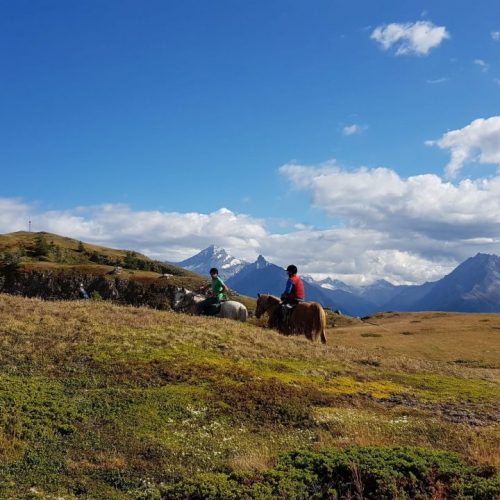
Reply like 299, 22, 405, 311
1, 0, 500, 285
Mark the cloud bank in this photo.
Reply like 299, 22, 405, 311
2, 118, 500, 286
0, 203, 266, 263
276, 161, 500, 283
3, 157, 500, 287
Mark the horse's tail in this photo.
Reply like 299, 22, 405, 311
315, 304, 327, 344
239, 305, 248, 322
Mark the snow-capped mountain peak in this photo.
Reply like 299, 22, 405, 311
175, 245, 249, 279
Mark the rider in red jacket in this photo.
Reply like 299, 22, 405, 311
281, 264, 305, 305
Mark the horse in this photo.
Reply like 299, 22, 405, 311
173, 288, 248, 322
255, 293, 327, 344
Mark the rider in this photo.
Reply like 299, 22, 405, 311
199, 267, 229, 316
279, 265, 305, 330
281, 264, 305, 306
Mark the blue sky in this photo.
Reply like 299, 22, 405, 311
1, 1, 500, 284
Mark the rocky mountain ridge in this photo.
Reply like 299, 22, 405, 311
178, 246, 500, 316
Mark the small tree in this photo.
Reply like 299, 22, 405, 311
124, 251, 137, 269
0, 251, 21, 272
34, 233, 50, 257
52, 245, 63, 262
77, 241, 85, 253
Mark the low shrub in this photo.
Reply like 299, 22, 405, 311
161, 446, 500, 499
213, 378, 328, 427
90, 290, 103, 301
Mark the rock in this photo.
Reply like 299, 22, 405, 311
0, 269, 178, 311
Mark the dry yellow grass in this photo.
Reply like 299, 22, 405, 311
0, 293, 498, 498
332, 311, 500, 366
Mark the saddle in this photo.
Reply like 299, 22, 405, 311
206, 302, 222, 316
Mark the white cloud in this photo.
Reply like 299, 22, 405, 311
426, 77, 448, 84
426, 116, 500, 177
260, 226, 455, 285
280, 162, 500, 237
371, 21, 449, 56
0, 201, 267, 262
4, 156, 500, 287
491, 31, 500, 41
0, 198, 31, 233
474, 59, 489, 72
278, 161, 500, 282
342, 124, 367, 136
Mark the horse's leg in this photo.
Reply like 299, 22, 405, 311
274, 306, 283, 333
320, 329, 327, 344
319, 307, 327, 344
267, 306, 277, 329
238, 305, 248, 322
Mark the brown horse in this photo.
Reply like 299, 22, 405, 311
255, 294, 327, 344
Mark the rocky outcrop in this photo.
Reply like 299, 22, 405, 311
0, 269, 179, 310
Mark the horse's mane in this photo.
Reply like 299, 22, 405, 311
260, 294, 280, 305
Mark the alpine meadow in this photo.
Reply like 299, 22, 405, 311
0, 232, 499, 498
2, 1, 500, 498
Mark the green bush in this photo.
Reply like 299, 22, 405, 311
161, 473, 249, 499
0, 250, 21, 272
213, 378, 322, 427
161, 447, 499, 499
33, 233, 50, 257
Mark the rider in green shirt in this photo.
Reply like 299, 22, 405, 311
200, 267, 229, 315
211, 273, 228, 301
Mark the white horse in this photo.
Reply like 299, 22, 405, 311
173, 288, 248, 322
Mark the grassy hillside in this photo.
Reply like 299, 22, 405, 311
0, 294, 498, 498
0, 231, 201, 284
0, 232, 258, 312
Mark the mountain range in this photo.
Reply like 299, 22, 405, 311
176, 246, 500, 316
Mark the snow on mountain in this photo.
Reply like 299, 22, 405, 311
177, 247, 500, 315
174, 245, 249, 279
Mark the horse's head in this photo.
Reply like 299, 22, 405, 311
174, 287, 205, 313
173, 287, 191, 310
255, 293, 279, 318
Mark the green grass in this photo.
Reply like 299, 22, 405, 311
0, 294, 498, 498
0, 230, 203, 286
385, 372, 499, 402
